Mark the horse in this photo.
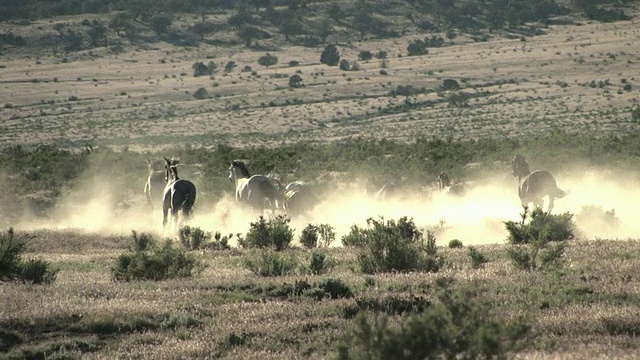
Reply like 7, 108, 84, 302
512, 155, 567, 213
228, 160, 283, 215
162, 157, 197, 231
144, 159, 166, 210
437, 171, 467, 197
282, 181, 317, 217
374, 182, 397, 200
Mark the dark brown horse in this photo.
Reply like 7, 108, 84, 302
512, 155, 567, 213
437, 171, 467, 197
162, 157, 196, 230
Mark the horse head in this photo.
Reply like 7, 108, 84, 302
164, 157, 180, 183
437, 172, 451, 190
229, 160, 251, 184
512, 155, 530, 179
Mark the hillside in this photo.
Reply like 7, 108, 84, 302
0, 0, 638, 151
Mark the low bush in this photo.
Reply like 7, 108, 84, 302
206, 231, 232, 251
345, 217, 443, 274
178, 226, 210, 250
505, 208, 570, 271
338, 283, 530, 359
299, 224, 335, 249
243, 250, 297, 277
240, 216, 294, 251
112, 231, 202, 281
448, 239, 464, 248
306, 250, 335, 275
467, 246, 488, 269
505, 207, 574, 245
0, 228, 57, 284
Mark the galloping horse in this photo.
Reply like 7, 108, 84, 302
282, 181, 317, 217
512, 155, 567, 213
374, 182, 397, 200
437, 171, 467, 197
144, 159, 166, 210
228, 160, 283, 214
162, 157, 196, 230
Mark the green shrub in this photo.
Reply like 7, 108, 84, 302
320, 45, 340, 66
243, 250, 297, 277
193, 87, 209, 99
505, 208, 570, 271
206, 231, 232, 251
112, 232, 202, 281
0, 228, 57, 284
307, 250, 334, 275
505, 207, 574, 244
350, 217, 442, 274
407, 39, 428, 56
448, 239, 464, 248
300, 224, 335, 249
0, 228, 24, 281
19, 258, 58, 284
467, 246, 488, 269
338, 285, 530, 359
178, 226, 210, 250
315, 278, 353, 299
240, 216, 294, 251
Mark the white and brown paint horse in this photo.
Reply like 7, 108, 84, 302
162, 157, 196, 230
229, 160, 283, 215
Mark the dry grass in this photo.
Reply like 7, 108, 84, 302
1, 13, 640, 150
1, 229, 640, 359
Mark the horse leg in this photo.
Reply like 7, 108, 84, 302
162, 206, 169, 229
547, 197, 555, 214
172, 208, 179, 232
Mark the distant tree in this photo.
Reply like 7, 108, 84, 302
63, 31, 84, 52
228, 8, 253, 29
150, 14, 172, 35
193, 61, 216, 77
276, 10, 305, 41
320, 44, 340, 66
250, 0, 271, 12
407, 39, 428, 56
192, 21, 217, 40
339, 59, 350, 71
289, 74, 303, 88
375, 50, 387, 59
352, 5, 375, 40
87, 21, 108, 47
327, 2, 344, 23
258, 53, 278, 68
109, 13, 131, 36
237, 25, 263, 47
314, 18, 334, 43
358, 50, 373, 62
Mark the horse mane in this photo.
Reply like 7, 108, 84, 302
512, 155, 531, 178
231, 160, 251, 178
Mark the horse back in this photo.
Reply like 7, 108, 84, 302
520, 170, 559, 200
164, 179, 197, 209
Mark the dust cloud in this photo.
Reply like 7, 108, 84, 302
11, 167, 640, 246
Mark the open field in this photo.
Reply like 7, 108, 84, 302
2, 230, 640, 359
2, 2, 640, 359
1, 9, 640, 150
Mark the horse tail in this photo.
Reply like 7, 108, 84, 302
554, 186, 568, 199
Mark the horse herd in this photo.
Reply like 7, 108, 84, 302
146, 156, 568, 231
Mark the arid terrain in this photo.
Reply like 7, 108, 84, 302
2, 3, 640, 359
1, 9, 640, 151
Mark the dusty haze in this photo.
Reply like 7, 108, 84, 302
10, 164, 640, 246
